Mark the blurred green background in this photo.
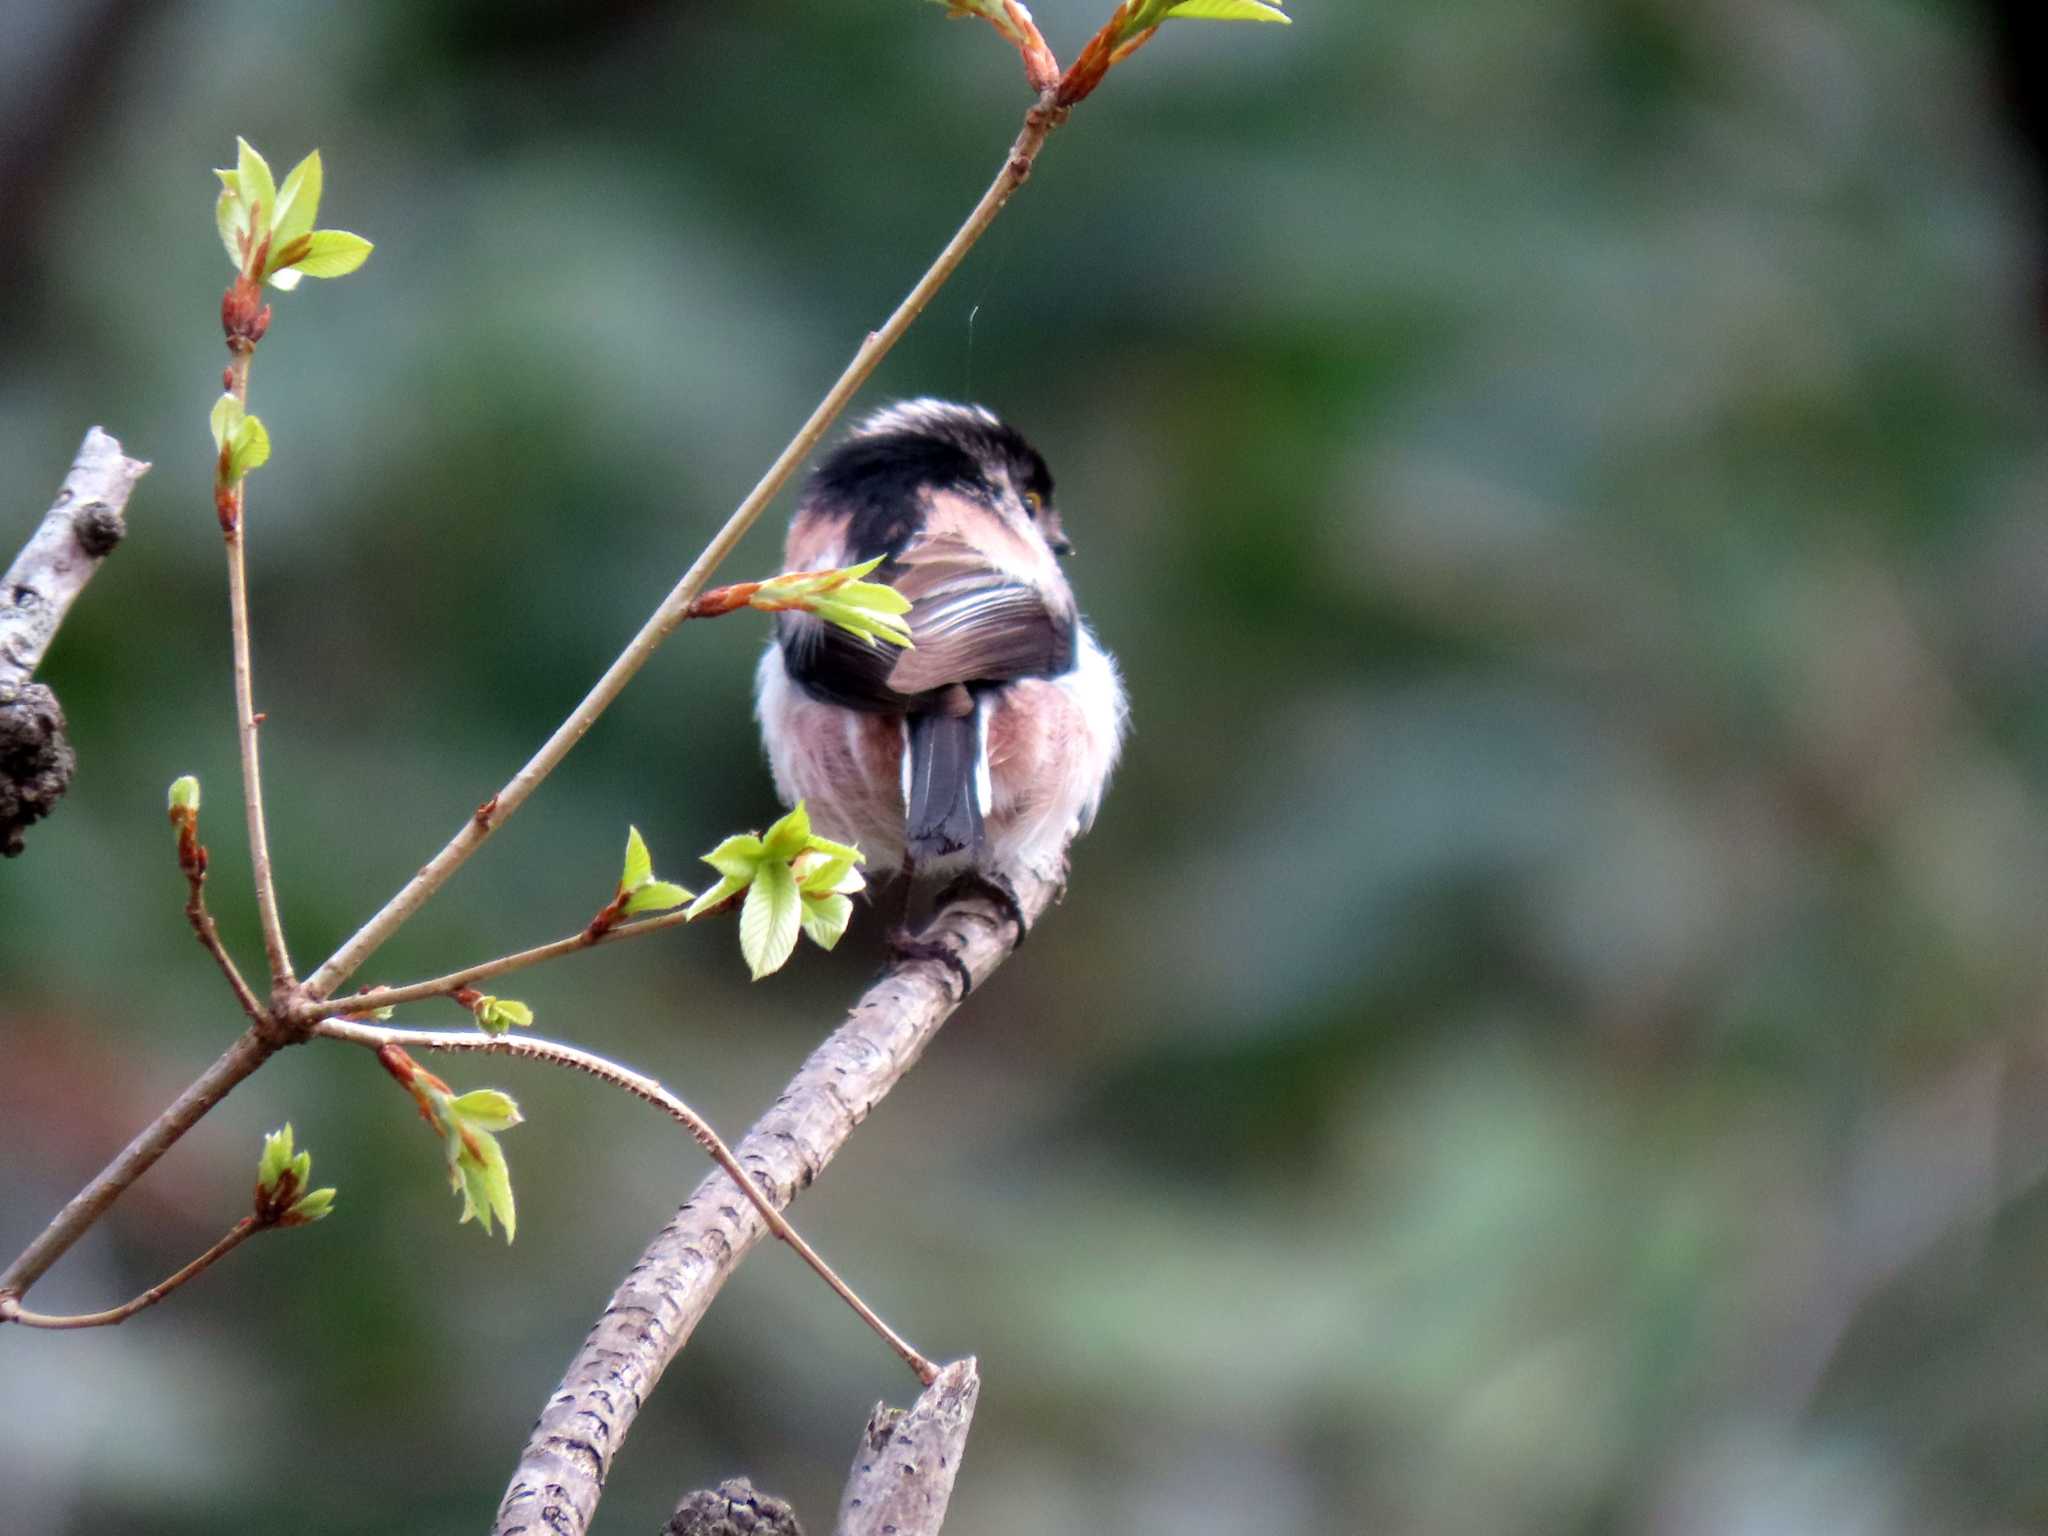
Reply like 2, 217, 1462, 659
6, 1, 2048, 1531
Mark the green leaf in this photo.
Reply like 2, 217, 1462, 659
469, 1131, 516, 1241
229, 414, 271, 479
210, 392, 240, 453
450, 1088, 523, 1132
215, 177, 245, 267
474, 996, 534, 1035
739, 858, 801, 980
271, 149, 323, 252
284, 1187, 337, 1225
794, 852, 857, 894
800, 891, 854, 951
621, 879, 692, 917
761, 802, 813, 862
235, 138, 277, 241
620, 825, 653, 894
1163, 0, 1289, 18
838, 579, 910, 614
167, 775, 201, 814
701, 833, 766, 881
290, 229, 373, 279
809, 595, 915, 649
257, 1124, 296, 1191
802, 832, 864, 864
684, 873, 750, 920
792, 849, 865, 898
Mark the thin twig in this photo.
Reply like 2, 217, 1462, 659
186, 859, 268, 1028
0, 427, 149, 695
312, 1017, 937, 1380
304, 93, 1068, 1003
834, 1358, 982, 1536
493, 873, 1057, 1536
313, 908, 698, 1021
0, 1028, 278, 1302
0, 1217, 259, 1330
220, 346, 294, 990
174, 807, 268, 1028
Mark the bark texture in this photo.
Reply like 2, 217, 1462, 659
833, 1357, 980, 1536
1, 426, 150, 854
494, 874, 1055, 1536
665, 1478, 803, 1536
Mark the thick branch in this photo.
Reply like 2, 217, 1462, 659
305, 95, 1066, 1002
0, 1027, 277, 1302
834, 1357, 981, 1536
492, 873, 1057, 1536
1, 427, 149, 855
0, 426, 149, 695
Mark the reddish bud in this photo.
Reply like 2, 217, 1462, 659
220, 278, 271, 347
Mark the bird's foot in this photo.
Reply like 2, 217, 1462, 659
886, 926, 974, 1002
936, 869, 1029, 948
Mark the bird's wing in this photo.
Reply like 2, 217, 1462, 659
883, 531, 1075, 696
777, 528, 1075, 711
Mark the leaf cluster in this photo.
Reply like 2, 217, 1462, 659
751, 558, 914, 650
215, 139, 373, 289
687, 803, 866, 980
254, 1123, 337, 1226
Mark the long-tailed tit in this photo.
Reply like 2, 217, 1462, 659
755, 400, 1126, 947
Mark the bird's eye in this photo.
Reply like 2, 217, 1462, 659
1023, 489, 1045, 514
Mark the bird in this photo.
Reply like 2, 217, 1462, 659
754, 399, 1127, 967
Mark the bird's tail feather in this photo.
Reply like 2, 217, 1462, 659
905, 710, 984, 865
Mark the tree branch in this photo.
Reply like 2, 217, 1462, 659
311, 1018, 937, 1380
313, 907, 699, 1021
834, 1357, 981, 1536
304, 93, 1067, 1003
1, 426, 149, 856
0, 1216, 258, 1330
219, 347, 295, 989
0, 1027, 277, 1303
492, 872, 1057, 1536
173, 796, 268, 1029
0, 426, 148, 694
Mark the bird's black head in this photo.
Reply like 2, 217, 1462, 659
809, 399, 1069, 561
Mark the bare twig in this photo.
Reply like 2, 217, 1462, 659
305, 93, 1068, 1003
1, 427, 149, 693
0, 1217, 259, 1330
313, 908, 698, 1021
219, 347, 295, 990
492, 873, 1057, 1536
311, 1018, 937, 1380
835, 1358, 981, 1536
173, 798, 268, 1028
0, 1027, 278, 1302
